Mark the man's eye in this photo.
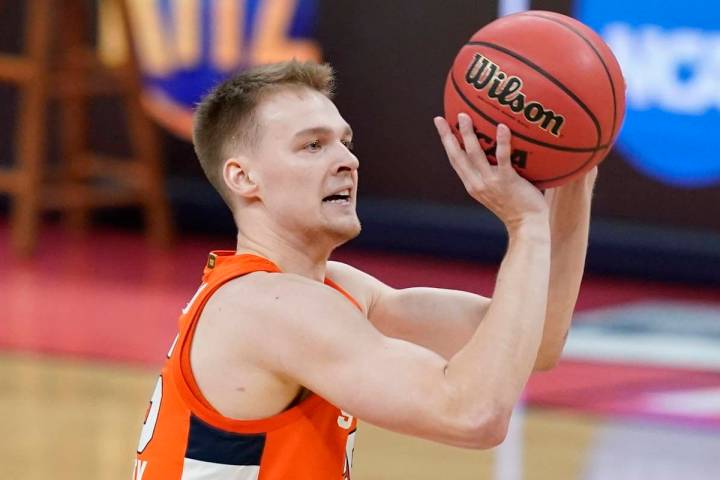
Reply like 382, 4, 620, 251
342, 140, 354, 151
305, 140, 322, 151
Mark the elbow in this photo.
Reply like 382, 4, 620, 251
534, 351, 562, 371
458, 407, 512, 449
474, 413, 511, 449
534, 338, 568, 371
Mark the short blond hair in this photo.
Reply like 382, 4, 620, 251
192, 60, 335, 206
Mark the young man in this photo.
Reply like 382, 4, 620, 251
133, 60, 595, 480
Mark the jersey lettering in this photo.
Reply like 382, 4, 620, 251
337, 410, 354, 429
166, 334, 179, 359
132, 459, 148, 480
182, 283, 208, 314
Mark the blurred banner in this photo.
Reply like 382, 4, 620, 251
99, 0, 322, 139
1, 0, 716, 279
576, 0, 720, 188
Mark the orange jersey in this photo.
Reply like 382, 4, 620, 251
134, 252, 359, 480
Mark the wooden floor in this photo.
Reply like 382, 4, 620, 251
1, 351, 601, 480
1, 353, 152, 480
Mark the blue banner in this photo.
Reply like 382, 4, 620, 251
102, 0, 321, 139
576, 0, 720, 187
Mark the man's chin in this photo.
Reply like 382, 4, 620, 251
328, 219, 362, 246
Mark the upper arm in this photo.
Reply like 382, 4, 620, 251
226, 273, 492, 447
327, 261, 492, 359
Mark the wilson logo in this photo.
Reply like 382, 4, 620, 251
464, 54, 565, 137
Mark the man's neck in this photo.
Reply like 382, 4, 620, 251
235, 230, 332, 282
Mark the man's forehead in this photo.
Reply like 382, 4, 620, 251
257, 88, 347, 134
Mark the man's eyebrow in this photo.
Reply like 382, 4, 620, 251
293, 126, 353, 138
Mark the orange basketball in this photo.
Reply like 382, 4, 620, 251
444, 11, 626, 188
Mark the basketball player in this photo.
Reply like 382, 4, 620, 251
132, 60, 595, 480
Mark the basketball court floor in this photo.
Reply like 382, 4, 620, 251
2, 221, 719, 479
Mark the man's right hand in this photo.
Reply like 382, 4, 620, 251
433, 113, 548, 232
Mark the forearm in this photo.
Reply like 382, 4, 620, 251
535, 182, 593, 369
444, 217, 551, 416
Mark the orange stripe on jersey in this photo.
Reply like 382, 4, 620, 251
135, 252, 359, 480
325, 277, 363, 312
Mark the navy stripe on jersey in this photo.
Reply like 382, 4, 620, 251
185, 415, 266, 466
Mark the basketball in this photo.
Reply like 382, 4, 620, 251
444, 10, 626, 188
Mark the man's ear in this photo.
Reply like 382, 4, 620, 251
223, 156, 259, 199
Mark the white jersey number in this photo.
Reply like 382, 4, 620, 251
343, 429, 356, 479
137, 376, 163, 453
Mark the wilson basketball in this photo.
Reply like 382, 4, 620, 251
444, 11, 626, 188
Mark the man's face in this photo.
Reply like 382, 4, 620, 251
247, 87, 361, 246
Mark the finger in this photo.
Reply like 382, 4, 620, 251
433, 117, 476, 173
433, 116, 466, 164
458, 113, 492, 177
434, 116, 475, 180
495, 124, 513, 171
433, 116, 462, 153
586, 166, 599, 185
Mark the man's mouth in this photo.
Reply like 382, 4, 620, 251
322, 189, 352, 204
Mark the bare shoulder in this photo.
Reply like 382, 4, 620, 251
326, 260, 363, 279
198, 272, 321, 359
206, 270, 366, 342
211, 270, 350, 320
327, 260, 390, 313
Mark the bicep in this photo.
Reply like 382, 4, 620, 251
370, 287, 491, 359
296, 326, 450, 435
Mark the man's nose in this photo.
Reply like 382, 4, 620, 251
335, 148, 359, 173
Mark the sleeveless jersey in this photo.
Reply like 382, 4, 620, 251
133, 252, 359, 480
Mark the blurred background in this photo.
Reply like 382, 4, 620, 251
0, 0, 718, 479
